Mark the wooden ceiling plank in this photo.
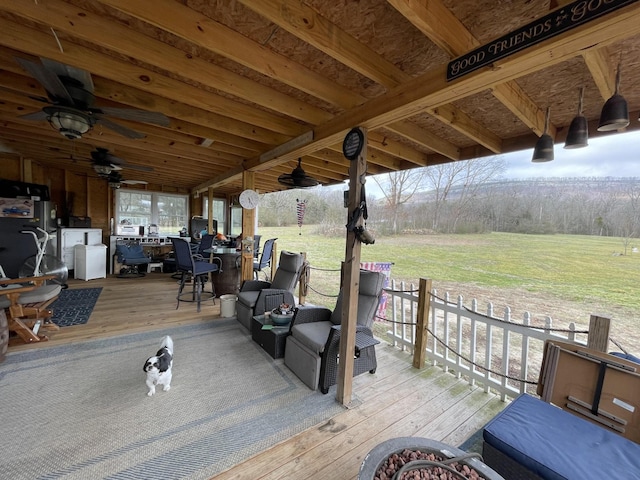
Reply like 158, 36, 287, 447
367, 131, 430, 166
239, 0, 409, 87
428, 103, 502, 153
385, 0, 477, 58
0, 0, 333, 126
242, 0, 493, 162
385, 121, 460, 160
0, 100, 244, 167
96, 0, 361, 109
0, 121, 237, 178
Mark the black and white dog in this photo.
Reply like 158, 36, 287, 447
143, 336, 173, 396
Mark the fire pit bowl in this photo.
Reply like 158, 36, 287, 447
358, 437, 504, 480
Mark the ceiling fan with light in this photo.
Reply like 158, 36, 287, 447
15, 57, 170, 140
106, 171, 148, 189
277, 158, 320, 188
89, 147, 153, 177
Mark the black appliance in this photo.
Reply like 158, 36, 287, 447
0, 181, 57, 277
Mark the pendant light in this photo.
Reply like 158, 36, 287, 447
564, 87, 588, 149
532, 107, 554, 163
597, 64, 629, 131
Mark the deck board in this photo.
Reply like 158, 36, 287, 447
6, 275, 506, 479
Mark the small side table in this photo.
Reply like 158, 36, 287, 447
147, 262, 164, 273
252, 315, 290, 359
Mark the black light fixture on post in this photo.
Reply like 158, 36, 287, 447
532, 107, 554, 163
564, 87, 588, 149
597, 64, 629, 132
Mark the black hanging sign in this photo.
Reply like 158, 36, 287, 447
342, 127, 364, 160
447, 0, 637, 82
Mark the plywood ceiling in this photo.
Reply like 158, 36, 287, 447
0, 0, 639, 196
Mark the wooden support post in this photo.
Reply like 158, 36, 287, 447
240, 171, 256, 283
337, 127, 367, 405
413, 278, 432, 369
298, 252, 307, 305
587, 314, 611, 352
207, 187, 215, 233
270, 241, 278, 281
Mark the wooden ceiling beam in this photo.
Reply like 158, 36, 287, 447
0, 52, 268, 154
0, 0, 334, 126
96, 0, 360, 109
240, 0, 477, 159
0, 16, 304, 141
243, 2, 640, 174
237, 0, 407, 88
582, 47, 616, 100
99, 0, 461, 170
387, 0, 553, 139
367, 131, 430, 167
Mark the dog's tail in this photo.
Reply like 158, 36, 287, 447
160, 335, 174, 355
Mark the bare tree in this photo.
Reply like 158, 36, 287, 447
373, 169, 427, 234
426, 156, 506, 232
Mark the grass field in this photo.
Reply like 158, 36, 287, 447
257, 226, 640, 351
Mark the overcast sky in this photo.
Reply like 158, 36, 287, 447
499, 129, 640, 179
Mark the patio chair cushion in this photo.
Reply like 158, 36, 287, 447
238, 290, 261, 309
483, 393, 640, 480
0, 283, 61, 309
290, 321, 334, 354
116, 243, 150, 265
329, 269, 384, 326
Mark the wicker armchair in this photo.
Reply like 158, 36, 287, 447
284, 269, 385, 393
236, 250, 304, 331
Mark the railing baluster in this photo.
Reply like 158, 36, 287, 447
383, 280, 588, 401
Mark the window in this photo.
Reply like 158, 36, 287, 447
229, 205, 242, 237
202, 198, 227, 234
116, 189, 189, 235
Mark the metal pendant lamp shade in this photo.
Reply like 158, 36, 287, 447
532, 107, 554, 163
598, 66, 629, 132
564, 87, 588, 149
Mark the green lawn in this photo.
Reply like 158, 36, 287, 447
257, 226, 640, 314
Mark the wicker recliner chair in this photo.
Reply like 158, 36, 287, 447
284, 269, 385, 393
236, 250, 303, 331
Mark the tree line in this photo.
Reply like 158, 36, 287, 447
256, 158, 640, 248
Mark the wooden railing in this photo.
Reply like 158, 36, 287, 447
382, 278, 604, 401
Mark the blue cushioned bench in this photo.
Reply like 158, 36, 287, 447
483, 393, 640, 480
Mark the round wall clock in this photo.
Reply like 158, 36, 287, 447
342, 127, 364, 160
239, 189, 260, 209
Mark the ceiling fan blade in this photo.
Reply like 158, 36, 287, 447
40, 58, 94, 93
19, 110, 49, 121
98, 107, 170, 127
15, 57, 74, 104
94, 115, 145, 139
121, 179, 148, 185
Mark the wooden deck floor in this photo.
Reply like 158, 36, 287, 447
7, 275, 507, 479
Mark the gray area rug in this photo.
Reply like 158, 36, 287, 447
0, 319, 345, 479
